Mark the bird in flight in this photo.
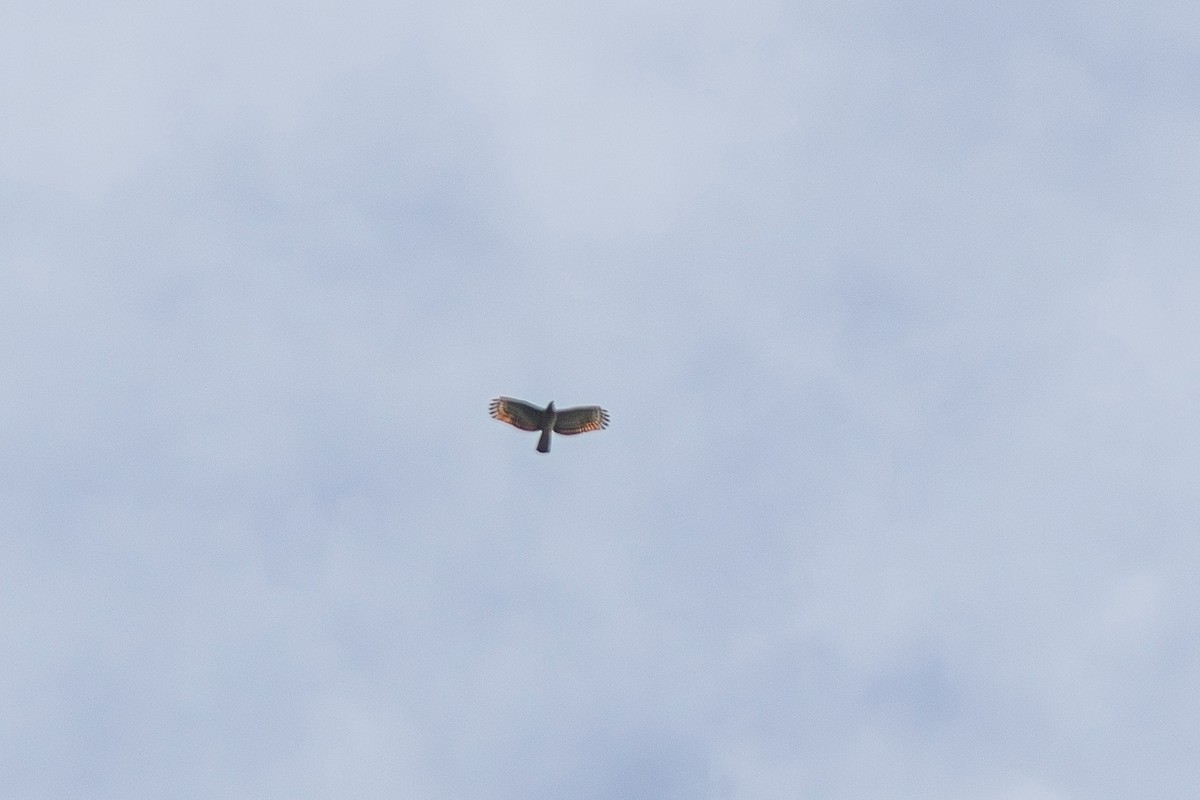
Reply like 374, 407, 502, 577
489, 397, 610, 453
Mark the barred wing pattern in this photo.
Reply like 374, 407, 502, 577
489, 397, 545, 431
489, 396, 609, 453
553, 406, 610, 435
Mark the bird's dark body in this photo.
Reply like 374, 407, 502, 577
489, 397, 609, 453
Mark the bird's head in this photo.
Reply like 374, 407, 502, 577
546, 401, 555, 412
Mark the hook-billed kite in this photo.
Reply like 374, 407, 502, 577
489, 397, 609, 453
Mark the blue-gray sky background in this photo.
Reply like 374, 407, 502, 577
3, 2, 1198, 798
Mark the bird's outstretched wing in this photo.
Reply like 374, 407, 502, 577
553, 405, 610, 435
489, 397, 545, 431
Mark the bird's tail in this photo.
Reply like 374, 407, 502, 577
537, 429, 551, 453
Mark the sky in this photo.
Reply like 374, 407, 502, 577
2, 1, 1199, 798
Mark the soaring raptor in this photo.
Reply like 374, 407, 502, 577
489, 397, 609, 453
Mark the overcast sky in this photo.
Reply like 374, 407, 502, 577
3, 2, 1199, 798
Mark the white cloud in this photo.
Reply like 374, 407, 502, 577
2, 1, 1198, 798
